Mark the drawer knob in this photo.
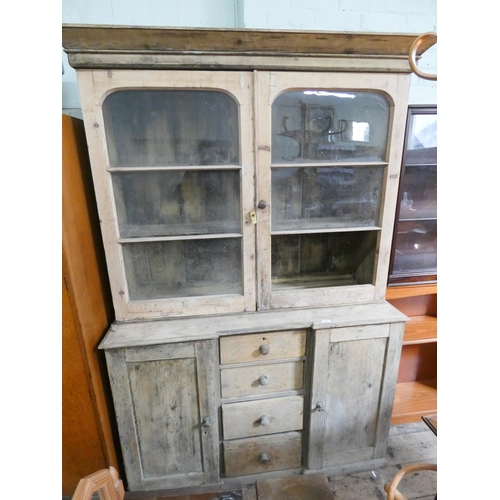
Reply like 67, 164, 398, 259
258, 375, 269, 386
259, 415, 270, 426
259, 344, 270, 355
316, 402, 325, 412
259, 452, 271, 464
202, 417, 211, 427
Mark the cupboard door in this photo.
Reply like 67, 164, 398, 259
77, 70, 256, 321
308, 324, 404, 471
255, 71, 410, 310
105, 340, 219, 491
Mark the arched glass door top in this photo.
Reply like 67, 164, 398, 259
272, 90, 390, 164
103, 90, 240, 167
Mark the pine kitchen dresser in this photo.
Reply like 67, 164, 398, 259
62, 24, 435, 492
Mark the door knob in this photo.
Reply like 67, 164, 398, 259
257, 200, 267, 209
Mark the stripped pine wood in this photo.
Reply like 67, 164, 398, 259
105, 341, 219, 491
223, 432, 302, 478
222, 395, 303, 440
63, 26, 435, 76
76, 69, 256, 321
219, 330, 306, 364
65, 27, 422, 491
254, 70, 272, 311
63, 26, 435, 58
220, 360, 304, 399
100, 302, 408, 349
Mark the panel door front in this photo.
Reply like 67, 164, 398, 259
77, 70, 256, 321
105, 340, 219, 491
308, 324, 404, 471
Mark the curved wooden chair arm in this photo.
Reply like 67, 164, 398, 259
71, 466, 125, 500
384, 462, 437, 500
409, 32, 437, 81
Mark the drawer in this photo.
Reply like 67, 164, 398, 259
222, 395, 303, 440
220, 330, 306, 365
224, 431, 302, 477
220, 361, 304, 399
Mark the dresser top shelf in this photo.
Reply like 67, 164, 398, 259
100, 301, 408, 350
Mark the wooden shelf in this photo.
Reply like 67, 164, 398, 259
403, 315, 437, 344
386, 283, 437, 300
391, 379, 437, 425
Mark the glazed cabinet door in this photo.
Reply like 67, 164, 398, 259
254, 71, 410, 310
307, 323, 404, 472
77, 70, 256, 321
105, 340, 219, 491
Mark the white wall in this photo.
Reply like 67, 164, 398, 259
62, 0, 436, 112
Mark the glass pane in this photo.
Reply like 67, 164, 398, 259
103, 90, 239, 167
392, 220, 437, 275
272, 91, 390, 163
399, 165, 437, 220
122, 239, 242, 300
407, 113, 437, 164
271, 232, 377, 289
113, 170, 241, 237
272, 167, 383, 231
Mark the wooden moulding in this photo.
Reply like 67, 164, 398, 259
61, 25, 436, 72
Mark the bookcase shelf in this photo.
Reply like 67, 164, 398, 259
387, 284, 437, 424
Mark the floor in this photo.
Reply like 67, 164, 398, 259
327, 420, 437, 500
123, 420, 437, 500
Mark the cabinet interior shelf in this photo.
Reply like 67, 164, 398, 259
387, 282, 437, 425
403, 315, 437, 344
386, 283, 437, 300
391, 379, 437, 425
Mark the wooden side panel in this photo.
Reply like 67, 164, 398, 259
62, 269, 109, 492
62, 113, 118, 495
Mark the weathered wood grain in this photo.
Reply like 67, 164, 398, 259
322, 337, 386, 461
100, 302, 407, 349
223, 432, 302, 477
219, 330, 306, 364
76, 69, 256, 321
62, 25, 436, 74
222, 395, 303, 440
105, 341, 219, 491
220, 360, 304, 399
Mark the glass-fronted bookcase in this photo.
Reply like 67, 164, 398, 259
389, 105, 437, 285
74, 67, 410, 321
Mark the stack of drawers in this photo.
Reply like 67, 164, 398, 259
219, 330, 307, 478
